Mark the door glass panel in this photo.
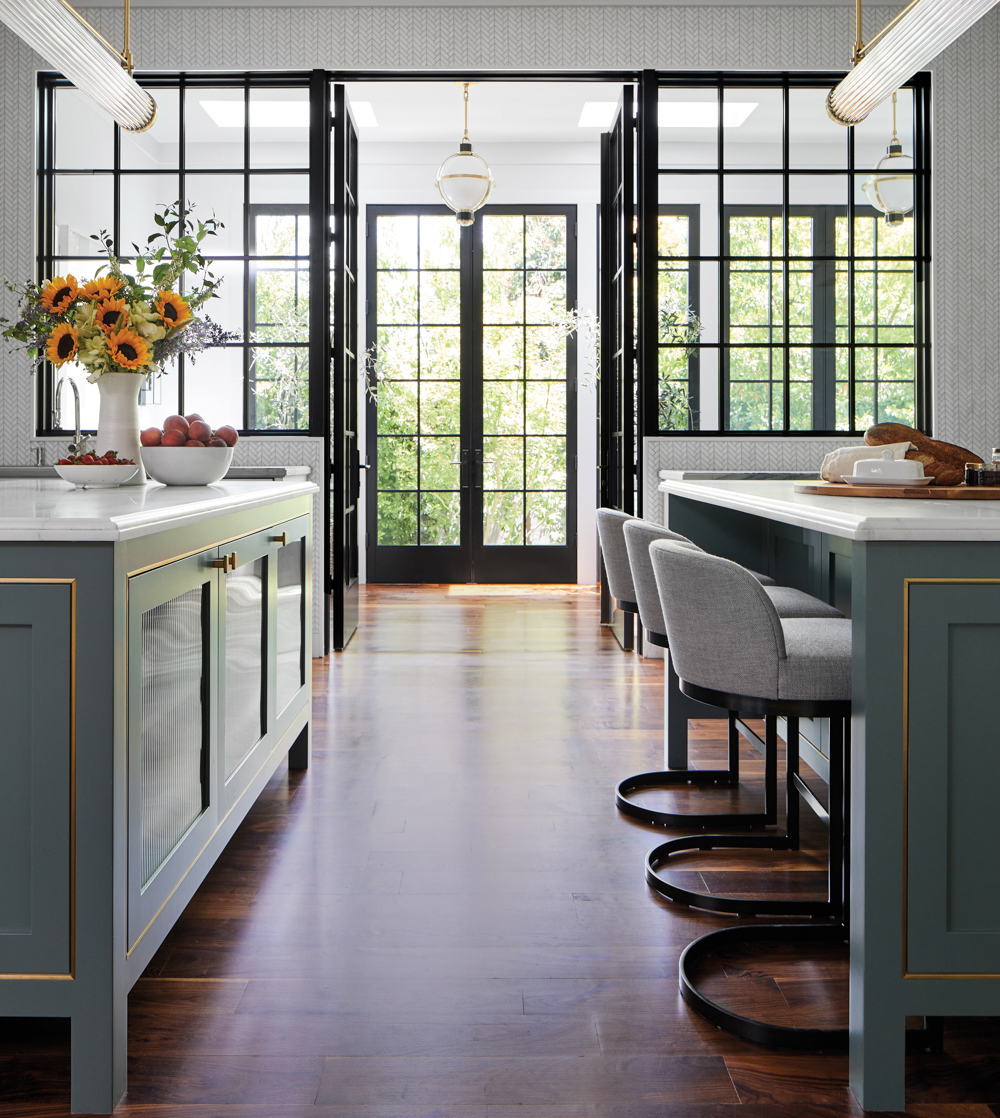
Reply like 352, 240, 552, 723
276, 540, 305, 712
374, 213, 462, 546
140, 587, 206, 888
481, 213, 569, 547
225, 556, 265, 778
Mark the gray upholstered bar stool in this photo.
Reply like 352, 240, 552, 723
615, 517, 844, 830
644, 538, 851, 921
596, 508, 642, 616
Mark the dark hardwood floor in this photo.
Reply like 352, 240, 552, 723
3, 584, 999, 1116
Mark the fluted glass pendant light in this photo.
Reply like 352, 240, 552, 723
861, 92, 914, 224
435, 82, 495, 227
828, 0, 999, 125
0, 0, 156, 132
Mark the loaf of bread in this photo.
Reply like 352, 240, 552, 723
865, 423, 981, 486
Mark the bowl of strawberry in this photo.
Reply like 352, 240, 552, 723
139, 414, 238, 486
54, 451, 139, 488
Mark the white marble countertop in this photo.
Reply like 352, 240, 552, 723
0, 478, 318, 542
658, 478, 1000, 542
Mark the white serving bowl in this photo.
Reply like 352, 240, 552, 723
141, 446, 235, 486
55, 463, 139, 488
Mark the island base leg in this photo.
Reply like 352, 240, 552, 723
850, 1002, 906, 1112
288, 722, 310, 769
70, 1008, 126, 1115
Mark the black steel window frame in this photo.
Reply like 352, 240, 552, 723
645, 69, 931, 438
656, 203, 701, 430
35, 69, 327, 438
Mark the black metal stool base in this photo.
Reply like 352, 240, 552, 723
679, 923, 946, 1055
646, 833, 831, 917
616, 714, 776, 829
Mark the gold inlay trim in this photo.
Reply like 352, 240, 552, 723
903, 577, 1000, 980
0, 578, 76, 982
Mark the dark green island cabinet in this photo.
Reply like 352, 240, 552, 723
0, 476, 317, 1114
657, 476, 1000, 1112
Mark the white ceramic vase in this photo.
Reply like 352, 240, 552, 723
96, 372, 147, 485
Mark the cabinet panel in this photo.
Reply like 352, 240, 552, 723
140, 586, 208, 887
224, 556, 266, 780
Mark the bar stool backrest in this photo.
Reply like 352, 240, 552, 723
623, 519, 697, 638
650, 539, 788, 700
596, 508, 637, 606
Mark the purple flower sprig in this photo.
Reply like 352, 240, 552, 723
151, 317, 240, 369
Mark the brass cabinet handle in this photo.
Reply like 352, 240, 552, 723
272, 532, 289, 546
209, 557, 229, 570
229, 552, 238, 572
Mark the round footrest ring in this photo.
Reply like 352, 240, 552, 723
617, 770, 769, 829
646, 834, 835, 918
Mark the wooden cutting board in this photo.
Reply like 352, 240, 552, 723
793, 481, 1000, 499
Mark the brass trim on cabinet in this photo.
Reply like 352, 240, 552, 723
903, 577, 1000, 980
0, 578, 77, 982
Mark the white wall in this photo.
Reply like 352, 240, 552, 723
357, 139, 601, 583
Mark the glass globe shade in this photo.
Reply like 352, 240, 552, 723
862, 148, 914, 223
436, 149, 494, 225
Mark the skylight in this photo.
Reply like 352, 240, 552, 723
200, 100, 310, 128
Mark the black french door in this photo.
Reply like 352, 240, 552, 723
598, 87, 636, 644
366, 204, 577, 584
329, 83, 360, 649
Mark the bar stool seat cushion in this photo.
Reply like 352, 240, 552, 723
765, 586, 844, 619
779, 618, 853, 701
597, 508, 638, 605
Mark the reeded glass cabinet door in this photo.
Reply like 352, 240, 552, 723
275, 520, 308, 716
127, 549, 219, 952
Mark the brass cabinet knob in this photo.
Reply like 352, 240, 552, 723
273, 532, 289, 546
209, 557, 228, 570
229, 552, 238, 572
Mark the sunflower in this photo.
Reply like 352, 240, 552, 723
155, 290, 191, 329
39, 275, 78, 314
80, 277, 122, 302
95, 297, 128, 334
106, 327, 151, 370
46, 323, 79, 366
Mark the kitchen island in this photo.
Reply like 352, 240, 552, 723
0, 477, 316, 1114
658, 477, 1000, 1112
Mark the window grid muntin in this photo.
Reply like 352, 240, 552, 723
654, 71, 929, 435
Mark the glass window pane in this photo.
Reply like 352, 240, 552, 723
137, 370, 180, 432
187, 89, 245, 169
658, 88, 719, 170
419, 327, 460, 379
377, 326, 418, 381
855, 87, 914, 170
376, 379, 418, 435
484, 492, 523, 546
54, 176, 113, 257
419, 271, 461, 324
525, 216, 566, 269
483, 383, 524, 435
482, 215, 523, 269
250, 347, 308, 430
201, 260, 244, 337
483, 272, 524, 324
525, 382, 566, 435
483, 436, 523, 490
378, 436, 418, 490
55, 88, 114, 168
253, 267, 309, 343
254, 213, 309, 257
724, 87, 781, 169
250, 174, 308, 207
120, 175, 181, 256
420, 492, 461, 546
789, 87, 846, 169
184, 175, 245, 256
378, 271, 418, 324
525, 326, 566, 379
659, 214, 690, 258
483, 327, 524, 379
419, 382, 460, 436
525, 271, 566, 324
525, 436, 566, 490
184, 344, 244, 432
250, 87, 309, 169
420, 216, 460, 269
378, 215, 418, 270
526, 492, 566, 545
122, 88, 180, 170
420, 437, 460, 490
378, 492, 418, 545
660, 176, 718, 254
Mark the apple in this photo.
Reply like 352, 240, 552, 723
140, 427, 162, 447
188, 420, 212, 442
214, 425, 238, 447
163, 414, 189, 434
161, 429, 186, 446
184, 438, 206, 448
207, 437, 227, 448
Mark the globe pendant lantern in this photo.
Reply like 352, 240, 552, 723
861, 92, 914, 225
436, 83, 494, 226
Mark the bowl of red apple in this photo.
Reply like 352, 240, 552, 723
139, 414, 239, 486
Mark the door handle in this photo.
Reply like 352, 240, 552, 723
474, 449, 483, 489
358, 457, 370, 471
459, 448, 469, 489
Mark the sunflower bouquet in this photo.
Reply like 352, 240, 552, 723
2, 200, 237, 381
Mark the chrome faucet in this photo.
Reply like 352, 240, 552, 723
54, 375, 92, 456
